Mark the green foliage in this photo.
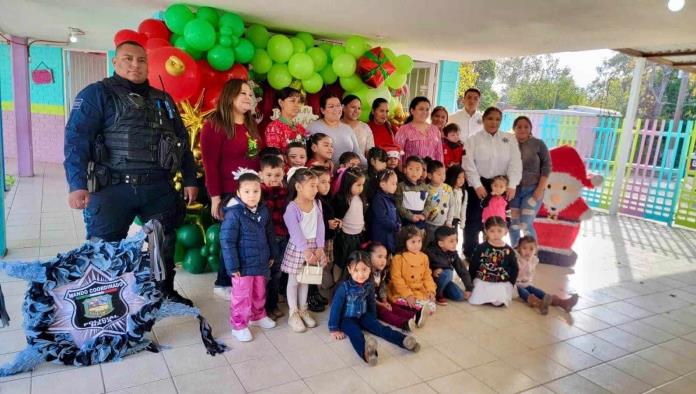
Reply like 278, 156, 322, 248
457, 60, 498, 109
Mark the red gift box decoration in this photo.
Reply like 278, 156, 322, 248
357, 47, 395, 88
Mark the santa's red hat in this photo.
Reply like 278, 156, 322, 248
382, 143, 403, 159
549, 145, 602, 188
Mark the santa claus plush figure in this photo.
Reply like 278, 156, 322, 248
533, 145, 603, 267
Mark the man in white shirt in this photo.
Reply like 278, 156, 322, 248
449, 88, 483, 142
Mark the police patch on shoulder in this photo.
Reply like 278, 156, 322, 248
72, 99, 83, 110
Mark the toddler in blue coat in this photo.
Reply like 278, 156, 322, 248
221, 169, 279, 342
328, 251, 420, 366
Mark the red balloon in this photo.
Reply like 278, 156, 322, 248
217, 64, 249, 82
202, 83, 223, 112
138, 19, 171, 41
147, 47, 200, 102
114, 29, 147, 47
144, 38, 171, 52
197, 60, 218, 87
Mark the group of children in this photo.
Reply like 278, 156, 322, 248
219, 129, 578, 366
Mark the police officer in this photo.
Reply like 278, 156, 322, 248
64, 41, 198, 306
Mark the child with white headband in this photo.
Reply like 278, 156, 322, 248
220, 168, 278, 342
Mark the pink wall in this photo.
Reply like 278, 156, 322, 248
2, 110, 65, 164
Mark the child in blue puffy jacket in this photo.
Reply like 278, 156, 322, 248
221, 170, 278, 342
328, 251, 420, 366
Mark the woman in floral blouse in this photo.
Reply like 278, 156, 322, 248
264, 87, 307, 151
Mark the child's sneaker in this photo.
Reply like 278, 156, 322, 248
402, 317, 416, 332
436, 296, 448, 306
298, 308, 317, 328
402, 335, 421, 352
365, 337, 379, 366
231, 327, 253, 342
415, 304, 429, 328
250, 316, 277, 329
288, 310, 306, 333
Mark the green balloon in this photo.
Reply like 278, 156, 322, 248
353, 87, 369, 106
251, 49, 273, 74
170, 34, 180, 45
176, 224, 204, 249
165, 4, 194, 35
183, 249, 206, 274
386, 72, 407, 89
359, 106, 371, 122
388, 96, 399, 114
196, 6, 219, 27
340, 74, 362, 92
345, 36, 369, 58
174, 36, 203, 59
218, 12, 245, 37
245, 24, 270, 49
267, 34, 293, 63
208, 242, 221, 256
288, 53, 314, 79
207, 44, 235, 71
307, 47, 327, 72
268, 63, 292, 90
394, 54, 414, 74
205, 223, 221, 243
319, 65, 338, 85
332, 53, 356, 77
234, 38, 256, 63
329, 45, 345, 61
219, 34, 232, 47
318, 43, 332, 56
383, 47, 396, 61
207, 255, 221, 272
296, 32, 315, 48
367, 87, 390, 107
302, 72, 323, 94
200, 244, 210, 257
174, 242, 186, 264
290, 37, 306, 53
184, 19, 216, 51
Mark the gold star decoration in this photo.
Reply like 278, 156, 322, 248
178, 91, 214, 179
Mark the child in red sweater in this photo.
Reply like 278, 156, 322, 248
442, 123, 464, 168
259, 154, 288, 320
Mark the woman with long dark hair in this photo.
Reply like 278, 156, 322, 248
367, 98, 396, 148
201, 79, 265, 298
341, 95, 375, 156
394, 96, 443, 162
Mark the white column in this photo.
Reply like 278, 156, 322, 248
609, 57, 646, 215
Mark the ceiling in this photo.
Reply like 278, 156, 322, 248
1, 0, 696, 63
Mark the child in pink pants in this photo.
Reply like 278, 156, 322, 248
220, 170, 279, 342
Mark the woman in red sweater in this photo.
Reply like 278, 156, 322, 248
367, 98, 396, 149
201, 79, 264, 298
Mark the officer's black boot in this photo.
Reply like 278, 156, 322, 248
160, 231, 193, 307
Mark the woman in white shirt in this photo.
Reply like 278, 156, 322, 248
341, 95, 375, 156
461, 107, 522, 258
307, 93, 367, 166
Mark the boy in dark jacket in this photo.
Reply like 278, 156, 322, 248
328, 251, 420, 366
259, 154, 288, 320
221, 171, 279, 342
425, 226, 473, 305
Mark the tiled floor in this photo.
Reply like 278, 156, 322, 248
2, 162, 696, 394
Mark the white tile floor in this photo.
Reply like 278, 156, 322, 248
1, 162, 696, 394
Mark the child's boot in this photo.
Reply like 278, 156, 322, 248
403, 335, 421, 352
528, 294, 550, 314
365, 337, 379, 366
552, 294, 579, 313
288, 309, 306, 333
402, 317, 416, 332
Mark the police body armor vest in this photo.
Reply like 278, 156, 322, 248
99, 78, 176, 172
